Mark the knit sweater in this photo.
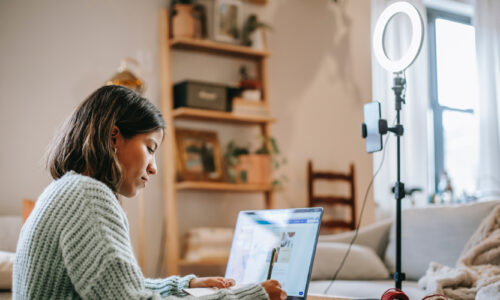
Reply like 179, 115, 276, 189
13, 171, 268, 300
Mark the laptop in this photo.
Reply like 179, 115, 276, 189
225, 207, 323, 300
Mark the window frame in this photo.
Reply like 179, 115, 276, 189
427, 8, 474, 193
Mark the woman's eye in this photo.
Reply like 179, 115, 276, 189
147, 147, 154, 154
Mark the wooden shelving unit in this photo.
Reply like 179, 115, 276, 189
159, 8, 275, 275
170, 37, 270, 59
176, 181, 272, 192
173, 107, 276, 124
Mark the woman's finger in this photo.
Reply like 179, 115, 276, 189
215, 278, 225, 288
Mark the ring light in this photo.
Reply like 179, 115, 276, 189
373, 1, 424, 73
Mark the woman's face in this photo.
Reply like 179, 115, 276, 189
113, 128, 163, 198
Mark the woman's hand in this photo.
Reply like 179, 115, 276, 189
189, 277, 235, 289
260, 280, 287, 300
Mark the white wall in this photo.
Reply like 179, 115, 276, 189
0, 0, 168, 276
0, 0, 373, 277
266, 0, 374, 222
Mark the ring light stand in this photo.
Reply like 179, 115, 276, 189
371, 1, 424, 290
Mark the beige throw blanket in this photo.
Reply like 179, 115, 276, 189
418, 205, 500, 300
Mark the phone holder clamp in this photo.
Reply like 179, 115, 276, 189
378, 120, 404, 136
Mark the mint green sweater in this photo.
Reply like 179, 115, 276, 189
13, 171, 268, 299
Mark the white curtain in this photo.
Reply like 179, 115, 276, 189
370, 0, 431, 215
475, 0, 500, 199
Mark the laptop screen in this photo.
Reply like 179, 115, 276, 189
225, 208, 323, 300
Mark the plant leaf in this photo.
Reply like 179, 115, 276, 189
271, 137, 280, 154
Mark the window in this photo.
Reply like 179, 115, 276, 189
427, 9, 479, 199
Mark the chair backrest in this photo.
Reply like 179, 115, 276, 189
22, 199, 35, 223
307, 160, 356, 232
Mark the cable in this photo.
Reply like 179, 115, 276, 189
421, 294, 448, 300
381, 288, 410, 300
323, 117, 394, 295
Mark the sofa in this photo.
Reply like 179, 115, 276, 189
2, 200, 499, 299
0, 215, 22, 300
308, 199, 500, 299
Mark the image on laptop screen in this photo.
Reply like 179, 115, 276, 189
225, 208, 323, 300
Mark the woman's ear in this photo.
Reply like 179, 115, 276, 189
110, 126, 120, 148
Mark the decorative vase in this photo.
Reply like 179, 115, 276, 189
249, 28, 266, 50
105, 57, 145, 95
172, 4, 195, 38
234, 154, 270, 184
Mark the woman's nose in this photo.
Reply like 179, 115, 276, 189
147, 157, 157, 175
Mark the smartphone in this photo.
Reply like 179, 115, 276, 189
363, 102, 383, 153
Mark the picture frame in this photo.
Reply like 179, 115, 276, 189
196, 0, 215, 40
243, 0, 268, 4
214, 0, 242, 44
175, 128, 224, 181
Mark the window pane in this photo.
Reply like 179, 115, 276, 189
442, 110, 477, 195
435, 18, 478, 110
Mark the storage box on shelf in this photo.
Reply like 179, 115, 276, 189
159, 8, 276, 275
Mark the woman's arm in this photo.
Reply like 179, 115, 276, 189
144, 275, 196, 297
59, 182, 268, 299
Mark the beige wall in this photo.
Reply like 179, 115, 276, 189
0, 0, 373, 276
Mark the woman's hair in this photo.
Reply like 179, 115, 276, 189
46, 85, 165, 192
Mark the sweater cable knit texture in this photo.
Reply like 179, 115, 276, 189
13, 171, 268, 300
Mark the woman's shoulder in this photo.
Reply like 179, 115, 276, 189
42, 171, 119, 210
58, 171, 115, 197
44, 171, 124, 222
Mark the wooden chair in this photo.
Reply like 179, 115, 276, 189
22, 199, 35, 223
307, 160, 356, 232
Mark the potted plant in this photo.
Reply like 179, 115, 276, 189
241, 14, 272, 49
224, 136, 287, 188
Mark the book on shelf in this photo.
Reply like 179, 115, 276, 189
231, 97, 270, 117
183, 227, 233, 262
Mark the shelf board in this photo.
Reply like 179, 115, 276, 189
170, 37, 270, 59
179, 258, 227, 267
176, 181, 272, 192
173, 107, 276, 124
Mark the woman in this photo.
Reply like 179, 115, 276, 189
13, 85, 286, 300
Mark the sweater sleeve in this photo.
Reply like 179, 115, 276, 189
144, 275, 196, 296
59, 179, 268, 300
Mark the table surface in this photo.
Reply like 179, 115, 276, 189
307, 294, 353, 300
307, 294, 380, 300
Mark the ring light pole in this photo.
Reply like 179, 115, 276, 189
372, 1, 424, 289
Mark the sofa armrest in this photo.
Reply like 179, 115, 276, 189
311, 242, 390, 280
318, 218, 392, 259
0, 216, 23, 252
384, 200, 500, 281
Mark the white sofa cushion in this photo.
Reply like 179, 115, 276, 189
0, 251, 14, 290
318, 218, 392, 259
0, 216, 22, 252
311, 242, 390, 280
385, 200, 500, 281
